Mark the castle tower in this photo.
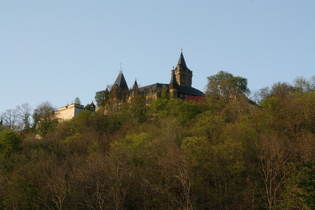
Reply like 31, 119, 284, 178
133, 80, 138, 89
169, 70, 179, 99
111, 71, 129, 101
89, 101, 96, 112
131, 80, 139, 94
173, 52, 193, 87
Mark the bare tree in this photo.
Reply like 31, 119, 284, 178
258, 133, 295, 209
16, 103, 32, 131
1, 109, 18, 130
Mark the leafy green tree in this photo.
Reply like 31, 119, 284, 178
167, 99, 204, 125
206, 71, 250, 101
298, 160, 315, 209
71, 110, 92, 134
95, 88, 109, 107
147, 98, 170, 119
0, 130, 21, 158
128, 95, 147, 123
191, 110, 225, 139
160, 85, 169, 99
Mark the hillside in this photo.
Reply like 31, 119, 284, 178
1, 74, 315, 209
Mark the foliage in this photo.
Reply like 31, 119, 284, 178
32, 101, 58, 138
0, 130, 21, 158
128, 95, 147, 123
0, 103, 32, 131
74, 97, 81, 105
0, 75, 315, 209
95, 88, 109, 107
206, 71, 250, 103
298, 160, 315, 209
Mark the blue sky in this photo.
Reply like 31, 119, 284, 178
1, 0, 314, 112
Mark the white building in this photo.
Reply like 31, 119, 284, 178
55, 103, 86, 121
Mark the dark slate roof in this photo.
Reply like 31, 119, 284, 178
132, 80, 138, 90
138, 82, 204, 97
177, 52, 188, 69
138, 83, 168, 94
90, 101, 96, 108
178, 86, 204, 96
113, 72, 128, 90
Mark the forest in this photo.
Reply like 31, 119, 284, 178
1, 71, 315, 209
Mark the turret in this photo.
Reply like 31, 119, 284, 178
90, 101, 96, 112
111, 71, 129, 101
169, 70, 178, 99
131, 80, 139, 95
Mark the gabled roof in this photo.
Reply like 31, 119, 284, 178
177, 52, 188, 69
113, 72, 128, 90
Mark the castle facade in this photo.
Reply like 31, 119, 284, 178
95, 52, 204, 107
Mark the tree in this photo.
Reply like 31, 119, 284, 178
206, 71, 250, 104
258, 133, 295, 209
294, 76, 315, 92
74, 97, 81, 105
160, 85, 169, 99
16, 103, 32, 131
95, 88, 109, 107
33, 102, 58, 138
128, 95, 147, 123
297, 160, 315, 209
147, 98, 170, 119
1, 104, 32, 132
0, 130, 21, 158
1, 109, 18, 131
270, 82, 293, 99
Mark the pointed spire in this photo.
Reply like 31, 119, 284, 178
170, 70, 178, 88
113, 72, 128, 90
131, 80, 140, 96
132, 80, 139, 90
177, 52, 187, 69
90, 101, 96, 110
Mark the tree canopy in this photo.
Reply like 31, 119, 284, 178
206, 71, 250, 102
0, 75, 315, 209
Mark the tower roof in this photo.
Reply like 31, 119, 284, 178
170, 70, 179, 88
132, 80, 139, 90
113, 72, 128, 90
90, 101, 96, 109
177, 52, 187, 69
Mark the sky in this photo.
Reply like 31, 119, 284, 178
1, 0, 314, 113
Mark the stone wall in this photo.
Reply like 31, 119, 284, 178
55, 103, 85, 121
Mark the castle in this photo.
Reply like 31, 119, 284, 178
55, 52, 204, 120
95, 52, 204, 107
